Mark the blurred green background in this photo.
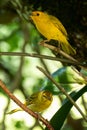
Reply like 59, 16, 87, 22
0, 0, 87, 130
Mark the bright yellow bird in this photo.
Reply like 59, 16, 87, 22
7, 90, 53, 114
30, 11, 76, 55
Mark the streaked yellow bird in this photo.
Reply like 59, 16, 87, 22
7, 90, 53, 114
30, 11, 76, 55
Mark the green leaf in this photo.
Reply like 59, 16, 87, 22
41, 66, 86, 93
46, 85, 87, 130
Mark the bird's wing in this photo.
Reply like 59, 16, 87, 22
49, 15, 68, 37
24, 93, 38, 106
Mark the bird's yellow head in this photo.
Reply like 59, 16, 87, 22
41, 90, 53, 103
31, 11, 45, 18
30, 11, 49, 24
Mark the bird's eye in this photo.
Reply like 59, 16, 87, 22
43, 95, 47, 98
36, 13, 40, 16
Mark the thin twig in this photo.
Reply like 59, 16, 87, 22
11, 41, 27, 91
1, 99, 10, 130
0, 52, 84, 66
37, 66, 87, 122
39, 41, 87, 70
10, 0, 29, 22
11, 0, 23, 19
39, 41, 78, 63
0, 80, 54, 130
33, 44, 50, 74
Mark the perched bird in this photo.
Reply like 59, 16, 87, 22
30, 11, 76, 55
7, 90, 53, 114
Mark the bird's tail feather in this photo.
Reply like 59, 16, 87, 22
61, 41, 76, 55
6, 108, 22, 114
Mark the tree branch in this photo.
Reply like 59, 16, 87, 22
0, 52, 84, 66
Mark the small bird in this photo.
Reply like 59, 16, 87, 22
30, 11, 76, 55
7, 90, 53, 114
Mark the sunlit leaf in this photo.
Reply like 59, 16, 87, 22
41, 66, 86, 93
